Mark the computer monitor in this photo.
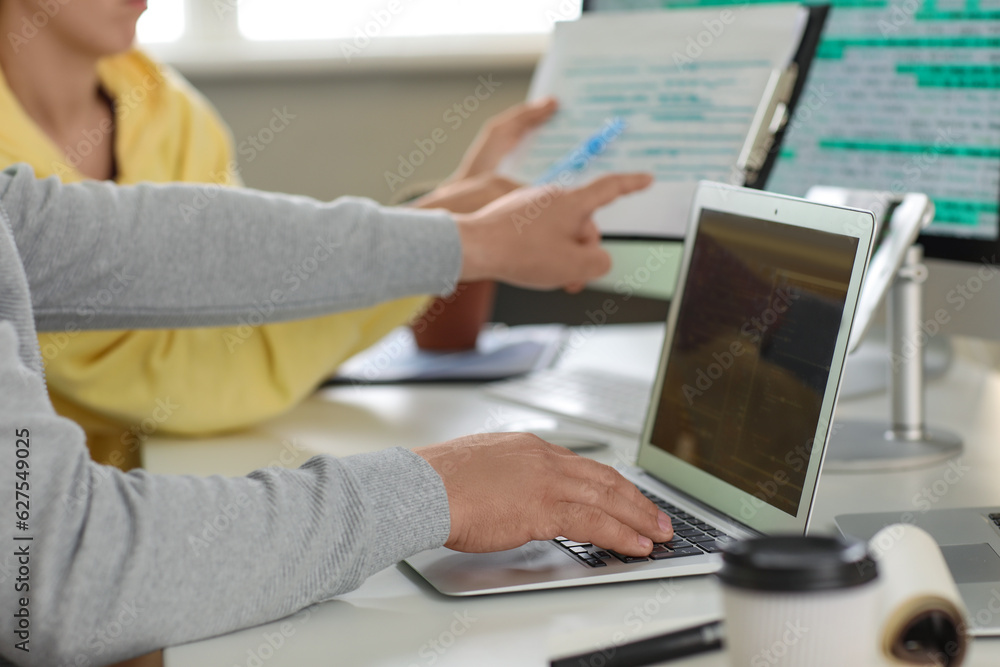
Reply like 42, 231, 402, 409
585, 0, 1000, 341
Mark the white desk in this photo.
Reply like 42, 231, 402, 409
144, 324, 1000, 666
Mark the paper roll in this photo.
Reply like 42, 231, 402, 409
869, 524, 969, 667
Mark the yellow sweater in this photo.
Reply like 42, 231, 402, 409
0, 50, 428, 468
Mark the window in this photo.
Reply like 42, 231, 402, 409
238, 0, 580, 41
137, 1, 579, 44
136, 2, 185, 44
136, 0, 575, 70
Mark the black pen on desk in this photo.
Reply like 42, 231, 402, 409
550, 620, 724, 667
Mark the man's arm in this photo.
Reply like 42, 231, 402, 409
0, 321, 453, 665
2, 164, 462, 333
2, 163, 649, 333
3, 323, 670, 666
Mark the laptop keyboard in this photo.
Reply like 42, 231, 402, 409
554, 491, 735, 568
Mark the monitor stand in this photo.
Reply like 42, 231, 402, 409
840, 326, 952, 399
825, 245, 963, 472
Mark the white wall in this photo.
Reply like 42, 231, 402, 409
187, 67, 534, 204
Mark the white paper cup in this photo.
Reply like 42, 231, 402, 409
717, 535, 881, 667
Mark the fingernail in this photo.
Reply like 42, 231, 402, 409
658, 512, 672, 534
637, 535, 653, 550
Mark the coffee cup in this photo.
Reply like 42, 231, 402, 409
717, 534, 881, 666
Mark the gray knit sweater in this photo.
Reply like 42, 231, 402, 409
0, 164, 460, 666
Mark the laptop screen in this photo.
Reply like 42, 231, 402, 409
646, 207, 859, 516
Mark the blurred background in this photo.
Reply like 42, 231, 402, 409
140, 1, 564, 203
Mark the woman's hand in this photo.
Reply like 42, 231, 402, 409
412, 98, 558, 213
412, 173, 520, 214
446, 97, 558, 183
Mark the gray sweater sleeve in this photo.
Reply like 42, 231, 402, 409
0, 164, 455, 666
3, 164, 462, 332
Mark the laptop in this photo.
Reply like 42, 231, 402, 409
405, 182, 875, 595
836, 509, 1000, 636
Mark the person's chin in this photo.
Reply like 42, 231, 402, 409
102, 27, 139, 55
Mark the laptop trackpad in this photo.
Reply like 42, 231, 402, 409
940, 543, 1000, 584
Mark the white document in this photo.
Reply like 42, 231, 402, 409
501, 6, 809, 238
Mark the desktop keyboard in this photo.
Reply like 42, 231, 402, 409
484, 367, 652, 434
554, 491, 735, 567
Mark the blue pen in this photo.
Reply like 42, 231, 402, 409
534, 116, 627, 185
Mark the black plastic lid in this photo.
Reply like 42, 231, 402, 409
717, 534, 878, 592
